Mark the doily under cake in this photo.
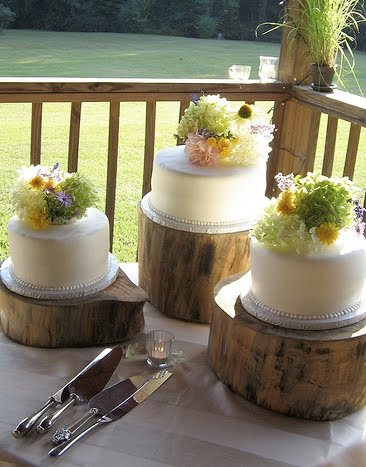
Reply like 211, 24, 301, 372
0, 253, 120, 300
141, 193, 268, 234
240, 272, 366, 330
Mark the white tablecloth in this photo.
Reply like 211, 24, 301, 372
0, 264, 365, 467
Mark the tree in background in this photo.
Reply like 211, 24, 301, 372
0, 3, 15, 32
0, 0, 365, 46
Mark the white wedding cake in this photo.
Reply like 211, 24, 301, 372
142, 94, 274, 232
1, 164, 119, 299
148, 145, 268, 227
241, 172, 366, 329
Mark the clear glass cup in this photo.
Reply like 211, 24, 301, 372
259, 56, 279, 82
146, 330, 175, 368
228, 65, 251, 81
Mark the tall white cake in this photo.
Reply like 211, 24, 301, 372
148, 145, 268, 227
142, 94, 274, 232
241, 172, 366, 329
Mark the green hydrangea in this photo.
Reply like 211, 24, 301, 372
251, 172, 362, 254
176, 94, 232, 140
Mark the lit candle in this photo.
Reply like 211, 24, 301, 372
147, 330, 174, 368
152, 342, 167, 360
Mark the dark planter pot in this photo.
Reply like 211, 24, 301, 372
310, 64, 336, 92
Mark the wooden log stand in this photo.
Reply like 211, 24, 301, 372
208, 272, 366, 421
138, 205, 250, 324
0, 267, 147, 348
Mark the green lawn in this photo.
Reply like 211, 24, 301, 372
0, 30, 365, 262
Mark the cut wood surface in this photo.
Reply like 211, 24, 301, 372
138, 207, 250, 323
0, 267, 147, 348
208, 272, 366, 421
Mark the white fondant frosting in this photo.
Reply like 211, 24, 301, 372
149, 145, 268, 225
7, 207, 110, 289
245, 234, 366, 320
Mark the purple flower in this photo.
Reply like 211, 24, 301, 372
354, 200, 366, 222
52, 162, 59, 171
356, 221, 365, 235
56, 191, 73, 207
199, 128, 216, 139
275, 172, 295, 192
192, 93, 199, 104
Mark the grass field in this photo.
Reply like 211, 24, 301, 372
0, 30, 365, 262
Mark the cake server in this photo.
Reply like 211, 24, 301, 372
13, 345, 122, 438
48, 370, 172, 457
52, 373, 148, 445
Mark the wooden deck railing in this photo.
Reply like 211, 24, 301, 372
0, 78, 365, 253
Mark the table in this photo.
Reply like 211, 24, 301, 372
0, 264, 365, 467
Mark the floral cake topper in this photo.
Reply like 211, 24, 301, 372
11, 163, 98, 230
176, 94, 274, 167
251, 172, 365, 254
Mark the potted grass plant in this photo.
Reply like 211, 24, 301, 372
258, 0, 366, 92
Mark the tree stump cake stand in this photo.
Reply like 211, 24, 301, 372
208, 272, 366, 421
138, 204, 251, 324
0, 267, 147, 348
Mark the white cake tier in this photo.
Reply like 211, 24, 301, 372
241, 234, 366, 329
149, 145, 268, 226
6, 207, 112, 291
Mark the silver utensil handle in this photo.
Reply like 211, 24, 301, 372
52, 408, 98, 445
12, 398, 56, 438
37, 395, 78, 434
48, 417, 110, 457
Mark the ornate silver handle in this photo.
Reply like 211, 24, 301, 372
36, 394, 79, 434
48, 416, 111, 457
13, 398, 56, 438
52, 407, 99, 445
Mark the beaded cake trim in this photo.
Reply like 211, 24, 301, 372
0, 254, 119, 299
241, 288, 366, 330
141, 193, 265, 233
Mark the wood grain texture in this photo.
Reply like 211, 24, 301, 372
68, 101, 82, 173
208, 272, 366, 421
0, 268, 147, 348
30, 102, 42, 165
138, 206, 250, 324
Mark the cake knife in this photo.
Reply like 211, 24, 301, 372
13, 345, 122, 438
48, 370, 172, 457
52, 373, 148, 445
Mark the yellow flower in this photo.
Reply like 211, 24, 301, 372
27, 209, 50, 230
206, 137, 218, 147
29, 175, 45, 191
217, 138, 231, 159
44, 178, 56, 192
276, 190, 296, 216
316, 223, 339, 246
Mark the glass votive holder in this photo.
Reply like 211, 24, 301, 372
258, 56, 279, 82
229, 64, 251, 81
146, 330, 175, 368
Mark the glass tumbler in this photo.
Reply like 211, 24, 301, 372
259, 56, 279, 82
146, 330, 175, 368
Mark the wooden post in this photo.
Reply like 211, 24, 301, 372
269, 0, 322, 189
